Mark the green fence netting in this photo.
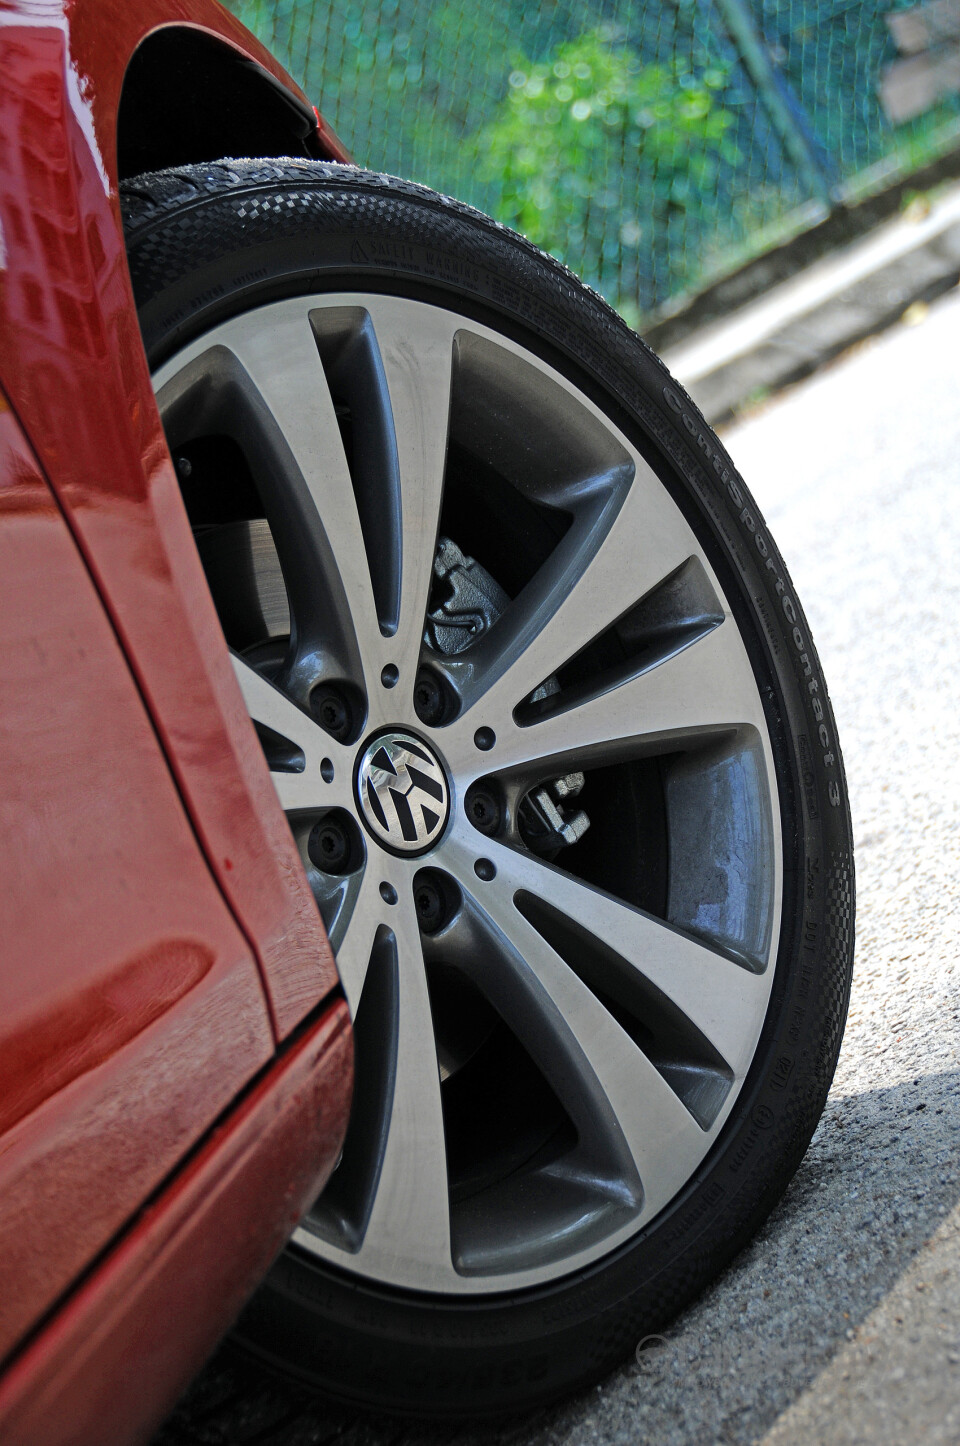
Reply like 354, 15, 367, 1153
225, 0, 960, 325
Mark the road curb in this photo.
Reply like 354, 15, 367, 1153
662, 181, 960, 424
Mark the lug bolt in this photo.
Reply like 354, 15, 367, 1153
465, 784, 502, 836
313, 687, 351, 741
308, 817, 351, 874
414, 671, 445, 726
413, 870, 458, 935
415, 880, 444, 932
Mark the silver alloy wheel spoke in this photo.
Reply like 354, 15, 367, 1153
438, 826, 767, 1081
434, 455, 690, 719
347, 888, 455, 1286
227, 296, 458, 726
326, 861, 384, 1014
358, 297, 456, 726
154, 298, 457, 719
449, 869, 712, 1221
154, 294, 782, 1295
443, 615, 764, 783
230, 654, 353, 812
224, 309, 376, 649
197, 313, 378, 699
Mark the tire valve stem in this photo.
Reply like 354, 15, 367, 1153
519, 772, 590, 851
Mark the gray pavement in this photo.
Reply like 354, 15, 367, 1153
157, 283, 960, 1446
664, 180, 960, 425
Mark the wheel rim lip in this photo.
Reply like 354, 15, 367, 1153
152, 289, 784, 1296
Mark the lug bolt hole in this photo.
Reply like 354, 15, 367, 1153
474, 857, 496, 882
474, 727, 495, 751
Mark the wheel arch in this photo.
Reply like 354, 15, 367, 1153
116, 25, 339, 180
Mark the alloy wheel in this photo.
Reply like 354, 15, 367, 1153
154, 292, 781, 1295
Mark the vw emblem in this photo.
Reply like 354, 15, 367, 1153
356, 731, 450, 855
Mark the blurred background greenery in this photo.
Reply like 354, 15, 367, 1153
225, 0, 960, 328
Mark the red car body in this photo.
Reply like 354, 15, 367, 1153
0, 3, 354, 1441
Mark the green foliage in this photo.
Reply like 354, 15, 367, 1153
222, 0, 960, 323
223, 4, 749, 316
317, 5, 516, 185
474, 28, 738, 297
228, 0, 533, 201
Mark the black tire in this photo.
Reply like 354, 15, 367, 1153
123, 159, 854, 1419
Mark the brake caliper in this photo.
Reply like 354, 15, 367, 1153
425, 537, 590, 852
424, 536, 510, 656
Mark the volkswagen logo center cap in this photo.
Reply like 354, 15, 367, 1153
356, 730, 450, 855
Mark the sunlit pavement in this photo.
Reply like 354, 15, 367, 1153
157, 284, 960, 1446
665, 181, 960, 426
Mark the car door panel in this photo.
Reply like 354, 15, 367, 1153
0, 0, 340, 1043
0, 395, 275, 1361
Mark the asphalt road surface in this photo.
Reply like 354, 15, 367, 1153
156, 284, 960, 1446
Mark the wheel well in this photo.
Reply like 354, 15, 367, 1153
117, 27, 326, 180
